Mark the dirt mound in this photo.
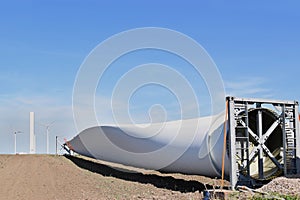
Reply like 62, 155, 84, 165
258, 177, 300, 197
0, 155, 228, 199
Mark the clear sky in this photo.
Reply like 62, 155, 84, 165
0, 1, 299, 154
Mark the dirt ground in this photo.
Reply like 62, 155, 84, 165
0, 154, 229, 200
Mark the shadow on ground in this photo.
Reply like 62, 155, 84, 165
65, 155, 213, 193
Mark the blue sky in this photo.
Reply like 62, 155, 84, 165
0, 1, 299, 154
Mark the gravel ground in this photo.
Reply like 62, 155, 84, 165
0, 154, 230, 200
258, 177, 300, 197
3, 154, 299, 199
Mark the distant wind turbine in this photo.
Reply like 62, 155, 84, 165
13, 130, 22, 154
40, 121, 55, 154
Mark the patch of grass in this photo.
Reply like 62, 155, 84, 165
251, 193, 300, 200
228, 191, 240, 199
277, 194, 300, 200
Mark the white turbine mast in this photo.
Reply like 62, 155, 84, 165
29, 112, 36, 154
40, 121, 55, 154
13, 130, 22, 154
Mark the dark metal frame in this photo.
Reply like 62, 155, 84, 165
227, 96, 300, 189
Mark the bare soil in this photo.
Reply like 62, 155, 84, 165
0, 154, 228, 200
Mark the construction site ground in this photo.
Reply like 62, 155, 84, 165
0, 154, 299, 200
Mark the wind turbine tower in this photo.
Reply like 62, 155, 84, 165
29, 112, 36, 154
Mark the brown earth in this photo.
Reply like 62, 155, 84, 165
0, 154, 229, 200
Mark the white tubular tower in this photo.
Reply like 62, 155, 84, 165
30, 112, 36, 154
